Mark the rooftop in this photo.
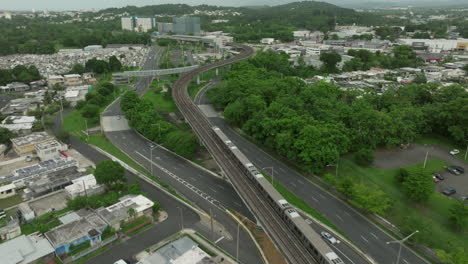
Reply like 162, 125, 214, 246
35, 140, 62, 151
11, 132, 53, 147
45, 209, 107, 247
13, 158, 78, 179
2, 116, 36, 125
65, 174, 99, 194
0, 234, 54, 264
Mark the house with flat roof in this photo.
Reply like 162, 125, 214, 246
11, 158, 78, 187
63, 74, 83, 87
0, 216, 21, 241
47, 75, 64, 88
0, 234, 55, 264
22, 166, 82, 199
11, 132, 54, 156
65, 174, 104, 200
0, 116, 36, 135
0, 183, 17, 199
35, 139, 67, 161
45, 209, 108, 257
96, 194, 153, 230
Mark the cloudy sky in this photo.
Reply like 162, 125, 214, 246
1, 0, 464, 11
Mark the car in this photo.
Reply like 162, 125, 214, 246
114, 260, 128, 264
447, 166, 465, 175
320, 231, 337, 244
442, 187, 456, 196
460, 196, 468, 201
452, 166, 465, 174
432, 172, 445, 180
447, 166, 461, 175
450, 149, 460, 155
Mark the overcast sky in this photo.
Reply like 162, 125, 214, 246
1, 0, 464, 11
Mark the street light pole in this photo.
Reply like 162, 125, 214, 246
464, 140, 468, 161
386, 230, 419, 264
236, 223, 240, 261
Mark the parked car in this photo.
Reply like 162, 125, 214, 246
320, 231, 337, 244
447, 166, 462, 175
114, 260, 128, 264
450, 149, 460, 155
460, 196, 468, 201
432, 172, 445, 180
452, 166, 465, 174
442, 187, 456, 196
447, 166, 460, 175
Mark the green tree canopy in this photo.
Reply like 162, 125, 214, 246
94, 160, 126, 186
402, 168, 434, 203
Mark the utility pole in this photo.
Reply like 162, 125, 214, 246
84, 119, 89, 140
423, 148, 429, 169
386, 230, 419, 264
464, 140, 468, 161
262, 167, 275, 186
210, 208, 214, 241
236, 223, 240, 261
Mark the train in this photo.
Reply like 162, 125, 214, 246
212, 126, 345, 264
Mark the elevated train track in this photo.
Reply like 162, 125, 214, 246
172, 44, 340, 264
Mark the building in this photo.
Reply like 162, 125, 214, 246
64, 85, 90, 106
157, 22, 174, 34
1, 97, 41, 115
137, 236, 212, 264
0, 234, 55, 264
63, 74, 83, 87
0, 83, 30, 93
65, 174, 104, 200
35, 140, 67, 161
96, 195, 153, 230
0, 216, 21, 241
11, 132, 54, 156
398, 38, 468, 53
83, 45, 103, 52
261, 38, 275, 45
202, 35, 234, 49
173, 17, 201, 36
0, 116, 36, 135
47, 75, 64, 88
12, 158, 78, 186
293, 30, 311, 40
122, 16, 156, 32
0, 183, 16, 199
22, 166, 81, 199
82, 72, 98, 84
18, 203, 35, 222
106, 44, 145, 50
45, 209, 108, 257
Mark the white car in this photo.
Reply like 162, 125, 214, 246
320, 231, 338, 244
114, 260, 128, 264
450, 149, 460, 155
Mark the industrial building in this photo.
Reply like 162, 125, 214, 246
157, 22, 174, 34
173, 17, 201, 36
11, 158, 78, 186
121, 16, 156, 32
398, 38, 468, 53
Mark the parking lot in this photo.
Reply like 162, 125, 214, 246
373, 143, 467, 200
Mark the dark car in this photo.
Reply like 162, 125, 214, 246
442, 187, 456, 196
447, 166, 462, 175
452, 166, 465, 174
432, 172, 445, 180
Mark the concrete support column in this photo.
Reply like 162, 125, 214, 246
197, 75, 200, 85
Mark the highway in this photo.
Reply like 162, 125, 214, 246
99, 44, 263, 263
195, 69, 430, 264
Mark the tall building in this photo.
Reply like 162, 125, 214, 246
173, 17, 201, 36
121, 16, 156, 32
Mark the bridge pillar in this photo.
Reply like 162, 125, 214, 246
215, 68, 219, 76
197, 75, 200, 85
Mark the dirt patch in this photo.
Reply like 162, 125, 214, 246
234, 212, 286, 264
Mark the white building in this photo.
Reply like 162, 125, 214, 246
47, 75, 64, 88
0, 234, 55, 264
293, 30, 311, 40
0, 116, 36, 135
261, 38, 275, 45
35, 140, 67, 161
0, 184, 16, 199
122, 16, 156, 32
65, 174, 104, 199
398, 38, 468, 53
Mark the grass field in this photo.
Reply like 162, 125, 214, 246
143, 89, 177, 113
0, 192, 23, 210
338, 157, 468, 251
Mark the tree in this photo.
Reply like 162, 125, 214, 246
319, 52, 341, 73
81, 104, 100, 119
56, 130, 70, 143
351, 184, 392, 215
0, 127, 15, 145
436, 248, 468, 264
353, 148, 374, 166
396, 168, 409, 183
127, 208, 136, 220
449, 201, 468, 231
94, 160, 126, 186
413, 73, 427, 84
109, 56, 123, 72
152, 201, 161, 214
121, 91, 140, 112
402, 168, 433, 203
337, 177, 355, 200
322, 173, 337, 188
70, 64, 86, 75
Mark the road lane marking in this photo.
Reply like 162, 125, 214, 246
217, 184, 225, 189
209, 187, 218, 193
297, 179, 305, 185
344, 211, 351, 216
403, 259, 409, 264
329, 243, 356, 264
361, 235, 369, 243
311, 196, 319, 202
214, 236, 224, 244
290, 182, 297, 188
335, 214, 344, 222
370, 232, 379, 240
319, 193, 326, 199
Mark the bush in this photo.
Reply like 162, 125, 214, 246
353, 148, 374, 166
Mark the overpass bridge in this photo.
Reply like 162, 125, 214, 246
112, 65, 201, 84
